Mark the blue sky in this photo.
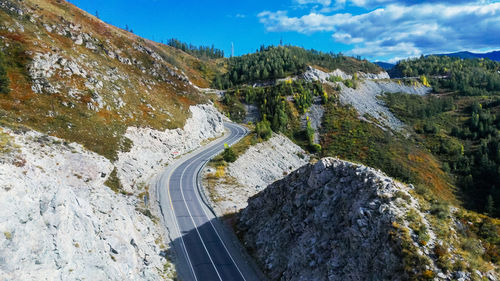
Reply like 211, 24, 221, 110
70, 0, 500, 62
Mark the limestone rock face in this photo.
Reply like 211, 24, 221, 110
0, 128, 173, 280
301, 66, 389, 82
238, 158, 417, 281
228, 134, 309, 192
337, 79, 431, 131
116, 104, 225, 193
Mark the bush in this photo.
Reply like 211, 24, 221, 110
309, 143, 322, 153
215, 166, 225, 178
343, 79, 356, 89
327, 75, 343, 83
222, 147, 237, 162
430, 200, 449, 220
256, 119, 272, 141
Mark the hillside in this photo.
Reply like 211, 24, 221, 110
389, 56, 500, 217
375, 61, 395, 70
238, 158, 500, 280
0, 0, 219, 160
212, 45, 383, 89
2, 0, 500, 280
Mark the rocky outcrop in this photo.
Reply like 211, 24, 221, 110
301, 66, 389, 82
0, 127, 174, 280
237, 158, 496, 281
338, 79, 431, 130
29, 52, 88, 94
116, 104, 225, 193
300, 66, 430, 131
238, 158, 410, 280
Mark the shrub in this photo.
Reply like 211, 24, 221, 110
430, 200, 449, 220
222, 147, 237, 163
104, 168, 123, 193
215, 166, 225, 178
309, 143, 322, 153
343, 79, 356, 89
327, 75, 343, 83
256, 119, 272, 141
421, 270, 435, 279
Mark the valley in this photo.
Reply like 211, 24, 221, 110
0, 0, 499, 280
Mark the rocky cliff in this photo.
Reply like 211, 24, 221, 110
0, 103, 225, 280
301, 66, 431, 131
237, 158, 499, 281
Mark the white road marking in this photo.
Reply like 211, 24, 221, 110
179, 162, 223, 281
190, 124, 248, 281
164, 123, 248, 281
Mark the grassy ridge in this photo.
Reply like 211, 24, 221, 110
0, 0, 215, 160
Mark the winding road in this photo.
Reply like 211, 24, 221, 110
155, 123, 262, 281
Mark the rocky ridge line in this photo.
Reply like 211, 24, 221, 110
237, 158, 498, 281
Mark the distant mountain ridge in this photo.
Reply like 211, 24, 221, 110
433, 50, 500, 61
374, 61, 395, 70
374, 51, 500, 70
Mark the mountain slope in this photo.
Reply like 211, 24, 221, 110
0, 1, 231, 280
374, 61, 395, 70
0, 0, 217, 160
238, 158, 500, 280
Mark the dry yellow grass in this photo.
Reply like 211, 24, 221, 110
0, 0, 218, 159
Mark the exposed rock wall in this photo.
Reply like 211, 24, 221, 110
301, 65, 390, 82
116, 104, 225, 193
338, 79, 431, 130
0, 128, 174, 280
0, 104, 226, 280
300, 66, 431, 131
238, 158, 430, 281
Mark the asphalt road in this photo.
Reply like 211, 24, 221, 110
155, 123, 262, 281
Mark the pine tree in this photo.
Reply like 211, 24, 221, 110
486, 194, 495, 215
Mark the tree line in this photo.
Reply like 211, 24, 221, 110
396, 56, 500, 96
212, 45, 381, 89
166, 38, 224, 60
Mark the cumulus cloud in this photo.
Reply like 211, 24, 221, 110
339, 0, 488, 9
258, 2, 500, 60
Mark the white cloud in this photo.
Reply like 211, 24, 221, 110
258, 2, 500, 60
295, 0, 332, 6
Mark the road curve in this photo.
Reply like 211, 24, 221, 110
155, 123, 262, 281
